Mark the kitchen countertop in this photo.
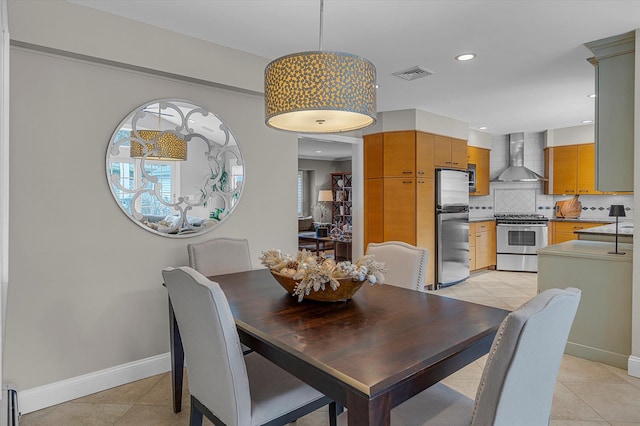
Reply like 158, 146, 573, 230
469, 217, 496, 223
574, 222, 633, 237
549, 217, 614, 223
537, 240, 633, 261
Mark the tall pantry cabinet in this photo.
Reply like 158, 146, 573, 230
364, 130, 437, 287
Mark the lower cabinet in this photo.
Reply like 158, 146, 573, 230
469, 223, 477, 271
470, 221, 496, 271
550, 221, 609, 245
364, 177, 435, 287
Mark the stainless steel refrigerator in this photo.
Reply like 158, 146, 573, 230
436, 169, 470, 288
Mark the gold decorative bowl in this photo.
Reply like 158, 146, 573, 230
270, 270, 366, 302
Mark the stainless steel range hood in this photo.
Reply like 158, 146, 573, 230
492, 133, 546, 182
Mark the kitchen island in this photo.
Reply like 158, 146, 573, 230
537, 240, 632, 368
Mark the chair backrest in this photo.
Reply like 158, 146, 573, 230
187, 237, 251, 277
162, 266, 251, 426
471, 287, 581, 426
365, 241, 429, 291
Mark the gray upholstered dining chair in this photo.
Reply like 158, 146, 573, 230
366, 241, 429, 291
163, 267, 337, 426
188, 237, 253, 354
338, 287, 581, 425
187, 237, 252, 277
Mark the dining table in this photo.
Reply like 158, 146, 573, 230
167, 268, 509, 425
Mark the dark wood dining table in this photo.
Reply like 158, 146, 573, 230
168, 269, 508, 425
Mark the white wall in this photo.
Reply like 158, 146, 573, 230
545, 124, 595, 147
468, 129, 492, 149
5, 0, 299, 407
365, 109, 469, 140
6, 46, 297, 393
8, 0, 266, 94
631, 29, 640, 378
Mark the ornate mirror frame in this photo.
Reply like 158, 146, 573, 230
106, 99, 245, 238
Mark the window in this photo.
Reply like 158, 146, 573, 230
297, 170, 303, 216
110, 130, 179, 218
141, 162, 174, 216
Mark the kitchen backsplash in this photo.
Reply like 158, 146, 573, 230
469, 132, 634, 220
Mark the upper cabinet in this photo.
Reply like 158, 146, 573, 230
467, 146, 490, 196
585, 31, 634, 192
416, 132, 436, 178
576, 144, 598, 194
363, 133, 383, 179
545, 143, 632, 195
434, 135, 468, 170
545, 143, 602, 195
383, 131, 417, 177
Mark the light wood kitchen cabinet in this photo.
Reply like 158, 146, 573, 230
472, 221, 496, 270
467, 146, 490, 196
576, 144, 598, 194
383, 131, 416, 177
546, 144, 603, 195
363, 130, 438, 286
550, 221, 609, 245
363, 133, 383, 179
469, 223, 477, 271
434, 135, 468, 170
550, 145, 579, 194
383, 178, 416, 243
416, 132, 435, 178
364, 178, 383, 245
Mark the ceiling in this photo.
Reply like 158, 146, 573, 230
298, 137, 354, 161
68, 0, 640, 158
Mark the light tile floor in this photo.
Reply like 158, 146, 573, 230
20, 270, 640, 425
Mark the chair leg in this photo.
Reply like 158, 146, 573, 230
189, 396, 204, 426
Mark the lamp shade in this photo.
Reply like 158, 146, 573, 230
265, 51, 377, 133
130, 130, 187, 161
608, 205, 626, 217
318, 190, 333, 202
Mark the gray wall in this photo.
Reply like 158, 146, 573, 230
5, 47, 297, 390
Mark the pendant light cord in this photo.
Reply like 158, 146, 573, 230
319, 0, 324, 51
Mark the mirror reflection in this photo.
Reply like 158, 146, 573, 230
106, 99, 244, 237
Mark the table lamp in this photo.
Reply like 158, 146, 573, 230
608, 204, 626, 255
318, 190, 333, 223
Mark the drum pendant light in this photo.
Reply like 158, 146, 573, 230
130, 104, 187, 161
264, 0, 377, 133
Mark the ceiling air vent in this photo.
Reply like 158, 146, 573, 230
392, 66, 434, 81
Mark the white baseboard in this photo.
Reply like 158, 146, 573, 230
629, 355, 640, 378
18, 352, 171, 414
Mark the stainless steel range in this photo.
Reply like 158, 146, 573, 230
495, 214, 548, 272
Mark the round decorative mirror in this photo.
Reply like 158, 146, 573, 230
106, 99, 244, 237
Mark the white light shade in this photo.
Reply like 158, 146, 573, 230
265, 51, 377, 133
318, 190, 333, 202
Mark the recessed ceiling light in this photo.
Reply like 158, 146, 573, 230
588, 94, 596, 98
315, 150, 322, 153
478, 126, 488, 130
581, 120, 593, 124
455, 53, 476, 61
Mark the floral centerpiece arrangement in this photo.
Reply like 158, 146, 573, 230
259, 249, 387, 301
